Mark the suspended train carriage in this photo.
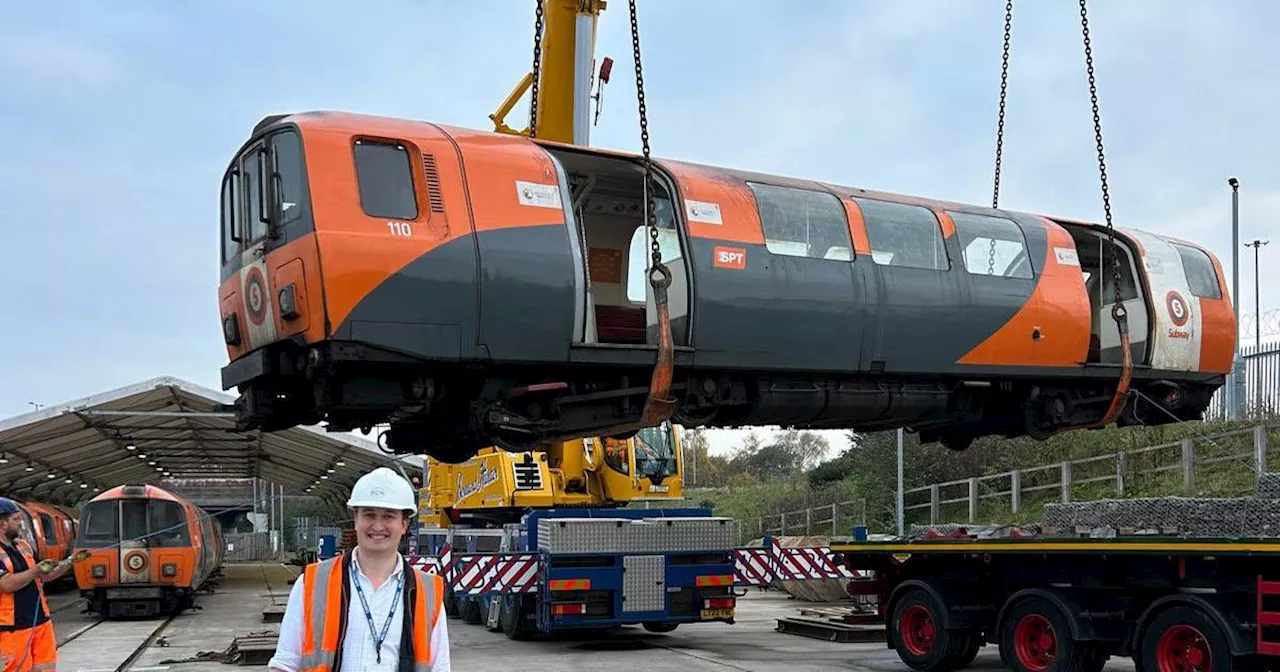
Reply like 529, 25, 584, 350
216, 111, 1234, 463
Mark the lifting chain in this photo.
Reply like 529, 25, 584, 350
528, 0, 546, 138
1078, 0, 1125, 324
627, 0, 676, 430
991, 0, 1013, 210
629, 0, 670, 294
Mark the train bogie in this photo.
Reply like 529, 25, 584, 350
73, 484, 222, 618
216, 111, 1234, 463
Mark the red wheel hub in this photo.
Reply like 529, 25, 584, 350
1157, 624, 1211, 672
1013, 613, 1057, 671
899, 604, 936, 656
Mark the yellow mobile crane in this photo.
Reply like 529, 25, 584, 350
418, 420, 684, 528
418, 0, 687, 529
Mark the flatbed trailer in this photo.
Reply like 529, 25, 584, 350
831, 529, 1280, 672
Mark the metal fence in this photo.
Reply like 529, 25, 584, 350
1205, 342, 1280, 419
906, 423, 1279, 525
731, 499, 866, 545
223, 531, 278, 562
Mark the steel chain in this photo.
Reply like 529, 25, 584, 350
988, 237, 997, 275
529, 0, 545, 139
992, 0, 1013, 209
1078, 0, 1124, 316
628, 0, 667, 286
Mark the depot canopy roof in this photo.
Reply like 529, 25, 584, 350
0, 376, 420, 506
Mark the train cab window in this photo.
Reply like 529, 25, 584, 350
220, 170, 241, 263
747, 183, 851, 260
353, 139, 419, 221
78, 501, 119, 548
37, 513, 56, 546
270, 130, 306, 228
948, 211, 1034, 279
147, 500, 190, 548
1172, 243, 1223, 299
853, 197, 950, 270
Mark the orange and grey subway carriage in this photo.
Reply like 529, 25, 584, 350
215, 110, 1236, 465
412, 508, 738, 639
72, 485, 224, 618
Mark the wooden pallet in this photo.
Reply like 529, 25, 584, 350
775, 616, 884, 643
797, 605, 884, 626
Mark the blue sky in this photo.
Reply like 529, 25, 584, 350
2, 1, 1278, 458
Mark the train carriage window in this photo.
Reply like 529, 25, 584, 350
747, 183, 851, 260
270, 130, 306, 228
37, 513, 56, 546
854, 197, 949, 270
948, 211, 1034, 279
1172, 242, 1223, 299
353, 139, 419, 221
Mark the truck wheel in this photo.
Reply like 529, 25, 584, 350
443, 589, 459, 619
953, 631, 983, 669
1137, 605, 1232, 672
460, 597, 483, 624
890, 589, 969, 671
999, 596, 1090, 672
642, 622, 678, 633
500, 595, 533, 640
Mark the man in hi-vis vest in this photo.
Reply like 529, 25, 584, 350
0, 496, 75, 672
268, 467, 450, 672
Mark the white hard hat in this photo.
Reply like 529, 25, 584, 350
346, 467, 417, 512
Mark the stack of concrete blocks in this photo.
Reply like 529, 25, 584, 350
1041, 471, 1280, 538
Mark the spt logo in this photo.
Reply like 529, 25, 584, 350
713, 246, 746, 270
1165, 290, 1189, 327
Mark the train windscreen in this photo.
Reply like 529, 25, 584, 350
77, 499, 192, 549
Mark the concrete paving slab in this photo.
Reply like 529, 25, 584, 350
43, 562, 1139, 672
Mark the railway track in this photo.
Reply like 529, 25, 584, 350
55, 610, 179, 671
112, 612, 178, 671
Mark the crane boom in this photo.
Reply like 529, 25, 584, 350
490, 0, 608, 145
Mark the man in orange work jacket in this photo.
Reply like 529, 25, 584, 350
0, 497, 73, 672
268, 467, 450, 672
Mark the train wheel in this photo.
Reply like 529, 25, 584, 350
999, 597, 1090, 672
890, 589, 970, 671
1138, 606, 1232, 672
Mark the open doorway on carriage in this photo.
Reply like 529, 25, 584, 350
544, 147, 691, 348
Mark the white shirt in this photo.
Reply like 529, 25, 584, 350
268, 549, 451, 671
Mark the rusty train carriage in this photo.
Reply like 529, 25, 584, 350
73, 484, 224, 618
217, 111, 1234, 464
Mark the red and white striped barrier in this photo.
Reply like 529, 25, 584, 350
407, 538, 861, 594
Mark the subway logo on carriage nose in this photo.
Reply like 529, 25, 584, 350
713, 246, 746, 269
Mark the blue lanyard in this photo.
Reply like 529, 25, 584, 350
350, 561, 404, 664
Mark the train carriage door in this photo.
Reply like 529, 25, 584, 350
852, 197, 964, 374
1127, 230, 1209, 372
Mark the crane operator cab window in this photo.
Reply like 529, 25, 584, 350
633, 421, 679, 483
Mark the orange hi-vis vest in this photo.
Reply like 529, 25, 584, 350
298, 552, 442, 672
0, 539, 49, 627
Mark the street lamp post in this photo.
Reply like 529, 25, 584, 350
1246, 239, 1269, 348
1229, 178, 1246, 419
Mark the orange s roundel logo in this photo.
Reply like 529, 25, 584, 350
1165, 290, 1189, 327
244, 266, 268, 327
